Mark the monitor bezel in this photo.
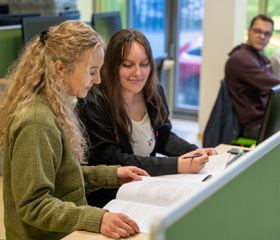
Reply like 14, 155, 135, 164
0, 13, 40, 26
91, 11, 122, 46
21, 16, 67, 45
256, 83, 280, 145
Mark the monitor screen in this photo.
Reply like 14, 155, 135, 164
92, 11, 122, 47
21, 16, 67, 45
257, 84, 280, 145
0, 13, 40, 26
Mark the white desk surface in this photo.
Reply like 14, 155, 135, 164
61, 231, 149, 240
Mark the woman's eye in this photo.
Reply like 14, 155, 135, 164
141, 63, 149, 67
90, 72, 95, 76
122, 63, 132, 68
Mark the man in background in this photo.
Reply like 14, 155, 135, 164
225, 14, 280, 139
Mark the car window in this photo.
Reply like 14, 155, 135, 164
187, 47, 201, 56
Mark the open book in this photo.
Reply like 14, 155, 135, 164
104, 153, 230, 233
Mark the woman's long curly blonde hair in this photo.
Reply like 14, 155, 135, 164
0, 20, 104, 163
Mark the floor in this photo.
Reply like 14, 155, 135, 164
0, 118, 200, 239
171, 118, 201, 147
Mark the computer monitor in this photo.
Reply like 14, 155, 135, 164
92, 11, 122, 47
257, 84, 280, 145
59, 10, 80, 20
21, 16, 67, 45
0, 13, 40, 26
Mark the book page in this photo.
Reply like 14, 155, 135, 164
156, 173, 210, 181
115, 176, 206, 207
199, 153, 230, 176
104, 199, 167, 233
156, 153, 230, 181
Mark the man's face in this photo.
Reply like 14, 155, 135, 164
247, 18, 273, 52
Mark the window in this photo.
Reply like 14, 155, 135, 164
176, 0, 204, 111
128, 0, 166, 59
265, 0, 280, 57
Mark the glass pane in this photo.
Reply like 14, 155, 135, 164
129, 0, 166, 59
176, 0, 204, 110
265, 0, 280, 57
247, 0, 259, 28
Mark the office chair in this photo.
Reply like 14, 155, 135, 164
154, 57, 166, 82
203, 79, 256, 148
231, 137, 256, 147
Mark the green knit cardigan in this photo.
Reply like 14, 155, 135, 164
3, 95, 120, 240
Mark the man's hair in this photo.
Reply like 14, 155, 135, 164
250, 14, 274, 30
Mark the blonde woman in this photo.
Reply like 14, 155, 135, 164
0, 21, 148, 240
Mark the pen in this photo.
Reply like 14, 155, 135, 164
183, 154, 203, 159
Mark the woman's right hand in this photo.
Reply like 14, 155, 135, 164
177, 149, 210, 174
100, 212, 139, 239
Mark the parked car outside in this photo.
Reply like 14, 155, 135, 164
178, 36, 203, 107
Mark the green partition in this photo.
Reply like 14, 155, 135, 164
0, 26, 22, 78
151, 131, 280, 239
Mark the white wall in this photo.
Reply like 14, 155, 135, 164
199, 0, 248, 137
77, 0, 93, 21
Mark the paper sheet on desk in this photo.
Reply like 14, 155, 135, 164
199, 153, 230, 176
156, 153, 230, 181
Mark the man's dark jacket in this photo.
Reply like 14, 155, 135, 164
225, 44, 280, 132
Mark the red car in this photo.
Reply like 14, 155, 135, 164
178, 36, 203, 106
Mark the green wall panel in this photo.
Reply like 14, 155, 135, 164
0, 27, 22, 78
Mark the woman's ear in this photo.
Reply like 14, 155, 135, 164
54, 61, 65, 75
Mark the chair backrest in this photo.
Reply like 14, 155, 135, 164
154, 57, 166, 81
203, 79, 240, 147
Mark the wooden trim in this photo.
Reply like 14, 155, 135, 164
0, 79, 10, 85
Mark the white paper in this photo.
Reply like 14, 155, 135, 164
104, 199, 167, 233
199, 153, 230, 175
116, 176, 206, 207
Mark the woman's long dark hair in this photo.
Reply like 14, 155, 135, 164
101, 29, 167, 141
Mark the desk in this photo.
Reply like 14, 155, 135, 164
63, 144, 250, 240
215, 143, 251, 158
61, 231, 149, 240
0, 78, 10, 85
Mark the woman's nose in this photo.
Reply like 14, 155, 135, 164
133, 65, 141, 75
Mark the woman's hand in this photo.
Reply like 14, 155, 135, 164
100, 212, 139, 239
117, 166, 150, 185
202, 147, 217, 156
177, 148, 214, 173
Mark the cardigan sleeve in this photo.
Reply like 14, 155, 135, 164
81, 165, 120, 194
8, 119, 107, 234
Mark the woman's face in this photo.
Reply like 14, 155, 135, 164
119, 41, 151, 97
66, 46, 104, 98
